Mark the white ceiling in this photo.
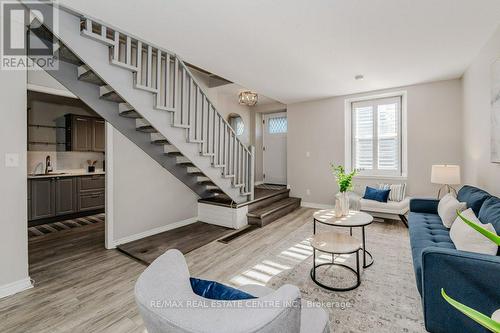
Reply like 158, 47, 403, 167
60, 0, 500, 104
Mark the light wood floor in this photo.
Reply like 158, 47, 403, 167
0, 207, 316, 333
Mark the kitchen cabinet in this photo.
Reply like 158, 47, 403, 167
78, 175, 105, 211
30, 178, 56, 220
55, 177, 77, 216
92, 119, 106, 152
28, 174, 105, 222
65, 114, 105, 152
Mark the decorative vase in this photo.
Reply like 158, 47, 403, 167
340, 191, 349, 216
334, 194, 343, 217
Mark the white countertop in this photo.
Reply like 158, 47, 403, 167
28, 169, 105, 179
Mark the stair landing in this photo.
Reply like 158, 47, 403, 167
199, 184, 302, 227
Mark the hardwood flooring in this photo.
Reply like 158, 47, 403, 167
0, 207, 316, 333
117, 222, 233, 265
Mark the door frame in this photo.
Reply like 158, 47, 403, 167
262, 111, 287, 185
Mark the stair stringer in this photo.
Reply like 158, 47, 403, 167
44, 60, 211, 198
28, 3, 245, 203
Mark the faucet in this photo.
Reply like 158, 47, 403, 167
45, 155, 53, 174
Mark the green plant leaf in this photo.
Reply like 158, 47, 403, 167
457, 211, 500, 246
441, 289, 500, 333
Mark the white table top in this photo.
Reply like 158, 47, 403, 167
310, 231, 362, 254
313, 210, 373, 227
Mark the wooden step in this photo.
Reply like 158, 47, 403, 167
56, 44, 83, 66
118, 103, 141, 118
247, 188, 290, 212
77, 65, 104, 85
247, 197, 301, 227
99, 85, 124, 102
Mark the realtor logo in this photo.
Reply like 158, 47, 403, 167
1, 1, 58, 70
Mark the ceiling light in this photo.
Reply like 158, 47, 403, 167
355, 74, 364, 80
238, 91, 258, 106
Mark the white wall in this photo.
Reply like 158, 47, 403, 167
109, 129, 198, 244
462, 26, 500, 197
287, 79, 462, 206
0, 69, 30, 294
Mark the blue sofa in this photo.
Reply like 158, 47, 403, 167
408, 185, 500, 333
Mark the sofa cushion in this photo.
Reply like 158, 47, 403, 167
363, 186, 390, 203
408, 212, 456, 294
360, 197, 410, 215
437, 194, 467, 228
457, 185, 490, 216
190, 277, 256, 300
478, 196, 500, 234
450, 208, 498, 256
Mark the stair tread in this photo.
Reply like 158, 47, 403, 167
247, 197, 301, 218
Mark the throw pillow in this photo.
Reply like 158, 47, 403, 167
438, 193, 467, 228
363, 186, 391, 203
190, 277, 256, 300
378, 183, 407, 202
450, 208, 498, 255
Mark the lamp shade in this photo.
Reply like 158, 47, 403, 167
431, 165, 461, 185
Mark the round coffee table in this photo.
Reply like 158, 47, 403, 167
310, 231, 362, 291
313, 210, 374, 268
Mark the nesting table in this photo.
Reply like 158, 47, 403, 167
310, 210, 374, 291
313, 210, 374, 268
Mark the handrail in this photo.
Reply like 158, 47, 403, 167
79, 15, 254, 199
176, 58, 251, 155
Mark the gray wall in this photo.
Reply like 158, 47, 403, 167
111, 129, 198, 241
462, 25, 500, 196
287, 79, 463, 205
0, 68, 29, 288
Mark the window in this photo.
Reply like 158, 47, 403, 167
268, 116, 287, 134
346, 94, 406, 177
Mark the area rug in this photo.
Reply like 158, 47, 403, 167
267, 220, 427, 333
118, 222, 233, 265
28, 213, 105, 238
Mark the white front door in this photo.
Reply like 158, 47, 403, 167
263, 112, 287, 185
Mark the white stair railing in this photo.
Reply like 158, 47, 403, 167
80, 17, 254, 200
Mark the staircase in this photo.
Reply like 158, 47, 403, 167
25, 2, 254, 204
246, 189, 301, 227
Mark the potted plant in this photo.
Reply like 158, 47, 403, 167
330, 164, 357, 216
441, 211, 500, 332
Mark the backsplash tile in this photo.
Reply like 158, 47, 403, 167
28, 151, 105, 174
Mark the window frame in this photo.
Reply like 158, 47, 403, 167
344, 91, 408, 179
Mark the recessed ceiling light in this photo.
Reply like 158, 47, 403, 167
355, 74, 364, 80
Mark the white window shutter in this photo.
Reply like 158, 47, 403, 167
351, 96, 402, 176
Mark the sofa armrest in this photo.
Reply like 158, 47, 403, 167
421, 247, 500, 333
410, 198, 439, 214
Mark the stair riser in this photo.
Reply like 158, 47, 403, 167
247, 190, 290, 211
248, 200, 301, 227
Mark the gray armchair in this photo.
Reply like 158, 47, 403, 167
135, 249, 329, 333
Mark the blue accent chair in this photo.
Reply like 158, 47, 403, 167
408, 185, 500, 333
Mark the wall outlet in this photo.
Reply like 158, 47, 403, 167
306, 189, 311, 196
5, 153, 19, 168
306, 151, 310, 157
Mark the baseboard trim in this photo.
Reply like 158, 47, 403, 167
301, 202, 335, 209
254, 181, 264, 186
0, 277, 33, 299
111, 217, 198, 248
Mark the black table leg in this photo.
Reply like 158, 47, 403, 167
313, 218, 316, 234
361, 225, 374, 268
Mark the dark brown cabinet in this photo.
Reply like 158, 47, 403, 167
30, 178, 56, 220
55, 177, 77, 216
28, 175, 104, 222
78, 175, 105, 211
92, 119, 105, 152
66, 115, 105, 152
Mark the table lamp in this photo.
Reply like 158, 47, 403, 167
431, 165, 461, 199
